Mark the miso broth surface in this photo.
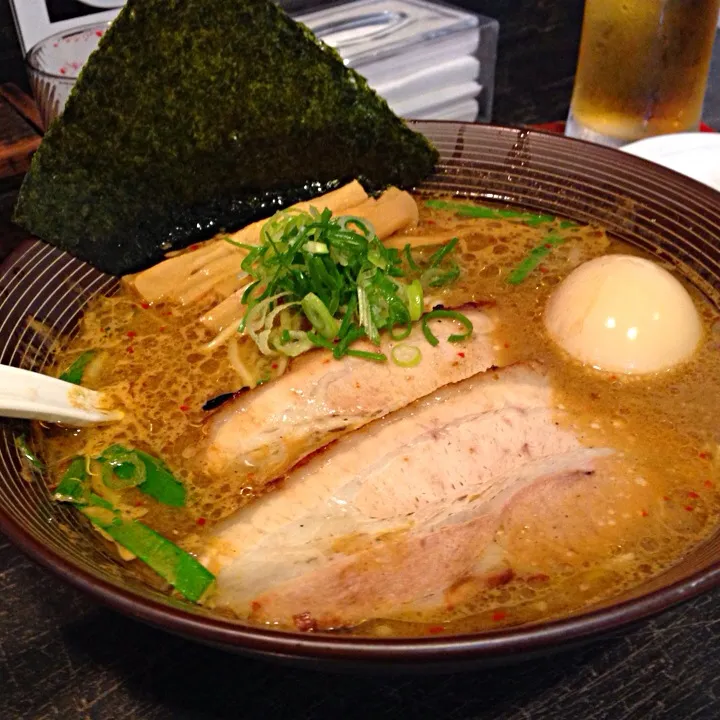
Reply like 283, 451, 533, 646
37, 197, 720, 636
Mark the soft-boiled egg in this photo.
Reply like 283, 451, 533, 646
544, 255, 702, 374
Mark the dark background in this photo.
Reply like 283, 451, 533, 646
0, 0, 25, 89
46, 0, 105, 23
0, 0, 585, 124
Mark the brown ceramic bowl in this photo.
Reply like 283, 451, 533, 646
2, 122, 720, 671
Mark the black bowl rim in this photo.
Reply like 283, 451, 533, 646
3, 121, 720, 664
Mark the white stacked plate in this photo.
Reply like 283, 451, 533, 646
298, 0, 499, 122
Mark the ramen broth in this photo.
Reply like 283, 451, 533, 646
36, 198, 720, 636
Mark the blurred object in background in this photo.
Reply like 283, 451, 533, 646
9, 0, 119, 54
2, 0, 587, 127
298, 0, 498, 122
703, 13, 720, 130
12, 0, 498, 128
566, 0, 720, 147
25, 22, 108, 130
622, 132, 720, 192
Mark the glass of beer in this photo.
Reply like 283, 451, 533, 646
566, 0, 720, 146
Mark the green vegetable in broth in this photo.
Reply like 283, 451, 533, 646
53, 457, 90, 504
420, 236, 461, 288
132, 450, 187, 508
507, 235, 566, 285
99, 446, 147, 490
427, 236, 459, 267
59, 350, 96, 385
13, 0, 437, 275
53, 458, 211, 602
422, 310, 474, 346
85, 508, 214, 603
14, 435, 44, 471
424, 199, 555, 226
421, 264, 461, 289
404, 243, 421, 272
99, 445, 187, 507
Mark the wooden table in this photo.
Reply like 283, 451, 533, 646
0, 84, 41, 184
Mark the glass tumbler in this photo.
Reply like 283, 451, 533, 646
566, 0, 720, 147
25, 23, 110, 131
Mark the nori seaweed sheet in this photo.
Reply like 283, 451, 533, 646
13, 0, 438, 275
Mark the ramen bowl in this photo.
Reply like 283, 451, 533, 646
2, 122, 720, 671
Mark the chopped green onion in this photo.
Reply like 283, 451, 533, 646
559, 220, 578, 229
245, 294, 298, 355
235, 206, 464, 362
356, 278, 378, 345
82, 499, 214, 602
422, 317, 440, 347
421, 265, 460, 288
336, 296, 357, 343
303, 241, 329, 254
333, 324, 364, 359
390, 323, 412, 341
133, 449, 186, 507
301, 292, 340, 340
98, 445, 186, 506
14, 435, 44, 470
307, 331, 335, 350
273, 329, 314, 357
428, 237, 459, 268
404, 243, 420, 272
391, 344, 422, 367
406, 279, 423, 322
59, 350, 96, 385
507, 235, 565, 285
425, 199, 555, 226
53, 457, 89, 504
53, 462, 212, 602
345, 348, 387, 362
223, 236, 257, 251
422, 309, 474, 345
240, 279, 262, 308
444, 313, 474, 342
99, 446, 146, 490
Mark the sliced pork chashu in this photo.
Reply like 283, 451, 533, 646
206, 363, 615, 628
198, 308, 498, 490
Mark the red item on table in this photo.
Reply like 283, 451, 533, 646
530, 120, 716, 134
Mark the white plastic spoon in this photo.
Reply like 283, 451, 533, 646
0, 364, 123, 426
